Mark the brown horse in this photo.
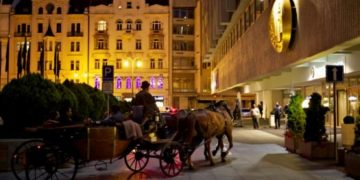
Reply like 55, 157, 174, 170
176, 101, 233, 169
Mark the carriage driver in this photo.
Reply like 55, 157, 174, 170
132, 81, 160, 125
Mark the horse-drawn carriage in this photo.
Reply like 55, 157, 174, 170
11, 112, 184, 180
10, 101, 234, 180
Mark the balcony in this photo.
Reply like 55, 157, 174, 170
14, 32, 31, 37
150, 29, 163, 35
67, 32, 83, 37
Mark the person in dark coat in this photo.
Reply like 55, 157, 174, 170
132, 81, 159, 124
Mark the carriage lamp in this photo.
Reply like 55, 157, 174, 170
149, 132, 157, 142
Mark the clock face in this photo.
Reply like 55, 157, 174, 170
268, 0, 295, 53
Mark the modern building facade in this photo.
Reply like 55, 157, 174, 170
0, 0, 174, 108
201, 0, 360, 125
170, 0, 201, 109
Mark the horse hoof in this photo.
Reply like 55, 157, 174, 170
188, 165, 195, 170
221, 158, 226, 162
221, 152, 227, 158
210, 162, 215, 166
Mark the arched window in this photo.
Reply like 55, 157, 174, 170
150, 77, 155, 89
135, 77, 142, 89
38, 7, 43, 14
152, 21, 161, 30
116, 77, 122, 89
157, 77, 163, 89
97, 20, 107, 32
126, 20, 132, 31
56, 7, 62, 14
135, 20, 142, 31
116, 19, 123, 31
95, 76, 100, 89
126, 77, 132, 89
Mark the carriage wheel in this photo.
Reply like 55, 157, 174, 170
124, 146, 149, 172
25, 144, 79, 180
11, 140, 45, 180
159, 142, 184, 177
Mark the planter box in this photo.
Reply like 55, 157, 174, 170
341, 124, 355, 149
345, 152, 360, 178
284, 135, 301, 153
298, 141, 335, 159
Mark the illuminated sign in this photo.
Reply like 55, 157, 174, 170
268, 0, 296, 53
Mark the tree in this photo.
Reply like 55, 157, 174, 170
79, 83, 106, 120
1, 74, 61, 129
63, 80, 93, 121
287, 94, 306, 137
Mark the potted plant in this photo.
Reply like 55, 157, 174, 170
299, 92, 334, 159
345, 117, 360, 178
285, 94, 306, 152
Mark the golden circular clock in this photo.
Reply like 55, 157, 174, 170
268, 0, 295, 53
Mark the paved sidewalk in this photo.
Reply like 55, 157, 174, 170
0, 128, 352, 180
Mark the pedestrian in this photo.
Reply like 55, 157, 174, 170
233, 103, 240, 121
258, 101, 264, 119
101, 104, 124, 125
273, 102, 282, 129
250, 103, 260, 129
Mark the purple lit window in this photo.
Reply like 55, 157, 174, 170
157, 77, 163, 89
135, 77, 142, 89
150, 77, 155, 89
95, 76, 100, 89
126, 77, 131, 89
116, 77, 122, 89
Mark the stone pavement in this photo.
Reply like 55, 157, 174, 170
0, 128, 353, 180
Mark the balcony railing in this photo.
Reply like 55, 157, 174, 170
67, 32, 84, 37
14, 32, 31, 37
150, 29, 163, 34
173, 88, 196, 93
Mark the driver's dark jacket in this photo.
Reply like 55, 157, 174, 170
132, 90, 159, 120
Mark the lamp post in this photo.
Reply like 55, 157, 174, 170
125, 58, 142, 98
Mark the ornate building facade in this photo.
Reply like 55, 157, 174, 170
0, 0, 176, 108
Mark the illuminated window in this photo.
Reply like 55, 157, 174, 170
150, 77, 155, 89
135, 77, 142, 89
116, 77, 122, 89
97, 20, 107, 32
95, 76, 100, 89
126, 77, 132, 89
157, 77, 163, 89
